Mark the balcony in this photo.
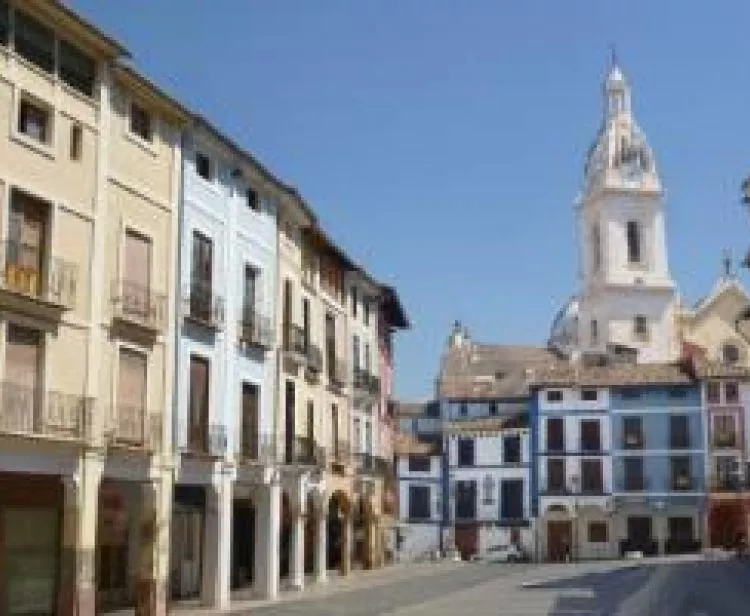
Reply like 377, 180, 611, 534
304, 344, 323, 381
713, 432, 738, 449
111, 280, 167, 334
330, 440, 351, 473
285, 435, 326, 466
238, 311, 274, 350
353, 367, 369, 392
239, 431, 280, 465
328, 357, 348, 392
0, 241, 77, 319
185, 423, 227, 458
622, 433, 644, 450
671, 475, 695, 492
709, 474, 747, 492
354, 452, 376, 475
0, 381, 91, 442
368, 373, 381, 396
283, 323, 306, 363
183, 283, 224, 330
109, 404, 161, 452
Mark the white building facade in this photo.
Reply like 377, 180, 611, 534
172, 121, 280, 608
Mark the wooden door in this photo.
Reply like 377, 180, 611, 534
454, 524, 478, 560
547, 520, 572, 562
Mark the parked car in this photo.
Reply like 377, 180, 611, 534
485, 543, 524, 563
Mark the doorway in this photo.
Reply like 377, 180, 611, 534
547, 520, 572, 562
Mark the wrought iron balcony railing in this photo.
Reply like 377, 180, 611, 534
111, 279, 167, 332
183, 282, 224, 329
353, 367, 369, 391
239, 430, 280, 465
110, 404, 161, 451
0, 380, 91, 441
238, 311, 274, 349
671, 475, 695, 491
285, 435, 326, 466
709, 474, 748, 492
622, 433, 644, 449
186, 422, 227, 457
305, 343, 323, 373
283, 322, 306, 357
1, 240, 77, 309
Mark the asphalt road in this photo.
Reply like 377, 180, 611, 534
239, 556, 750, 616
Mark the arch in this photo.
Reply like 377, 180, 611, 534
327, 490, 351, 572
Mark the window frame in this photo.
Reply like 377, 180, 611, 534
408, 485, 431, 520
128, 99, 154, 144
588, 521, 608, 543
195, 151, 213, 181
725, 381, 740, 404
626, 219, 642, 264
16, 92, 54, 154
546, 389, 563, 403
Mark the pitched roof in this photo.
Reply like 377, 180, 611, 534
393, 401, 433, 417
437, 344, 557, 399
443, 416, 527, 436
691, 358, 750, 380
530, 360, 693, 387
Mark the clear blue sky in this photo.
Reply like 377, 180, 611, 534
69, 0, 750, 400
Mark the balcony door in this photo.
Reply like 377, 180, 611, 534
325, 313, 336, 379
285, 381, 295, 463
188, 355, 209, 452
500, 479, 524, 520
8, 189, 48, 297
241, 382, 259, 459
190, 231, 212, 320
4, 324, 42, 432
123, 230, 151, 320
117, 348, 147, 444
243, 265, 257, 327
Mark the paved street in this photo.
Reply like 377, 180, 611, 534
235, 556, 750, 616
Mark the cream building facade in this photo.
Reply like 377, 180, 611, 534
0, 2, 185, 615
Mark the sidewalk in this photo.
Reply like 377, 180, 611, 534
170, 560, 467, 615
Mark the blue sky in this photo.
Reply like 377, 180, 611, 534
70, 0, 750, 400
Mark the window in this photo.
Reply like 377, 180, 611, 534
70, 123, 82, 160
351, 286, 358, 318
622, 388, 641, 400
588, 522, 608, 543
581, 389, 598, 402
8, 189, 49, 298
624, 457, 644, 491
722, 343, 740, 365
580, 420, 601, 452
546, 458, 565, 492
306, 400, 314, 444
408, 455, 430, 472
188, 355, 209, 452
707, 382, 721, 404
454, 480, 476, 519
503, 435, 521, 464
302, 297, 310, 350
196, 152, 212, 180
59, 39, 96, 97
246, 186, 259, 211
353, 417, 361, 454
581, 459, 603, 494
457, 438, 474, 466
408, 486, 431, 520
725, 382, 740, 404
331, 404, 339, 452
325, 313, 336, 381
500, 480, 524, 520
669, 415, 690, 449
590, 319, 599, 344
5, 323, 42, 423
592, 223, 601, 272
670, 456, 691, 491
626, 220, 641, 264
352, 335, 360, 371
122, 230, 151, 322
459, 402, 468, 416
714, 415, 737, 448
242, 265, 257, 321
633, 315, 649, 341
129, 102, 153, 142
546, 390, 563, 403
364, 342, 371, 374
488, 401, 498, 416
190, 231, 213, 321
0, 1, 8, 46
483, 475, 494, 505
282, 279, 292, 347
546, 417, 564, 451
364, 301, 370, 326
668, 387, 687, 399
622, 416, 643, 449
18, 97, 51, 144
240, 383, 259, 459
14, 11, 54, 73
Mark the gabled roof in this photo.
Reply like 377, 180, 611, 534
689, 275, 750, 319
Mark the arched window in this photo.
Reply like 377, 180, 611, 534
722, 343, 740, 365
592, 223, 601, 272
626, 220, 641, 264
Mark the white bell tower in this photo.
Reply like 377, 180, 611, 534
576, 59, 677, 363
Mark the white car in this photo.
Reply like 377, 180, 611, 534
485, 543, 524, 563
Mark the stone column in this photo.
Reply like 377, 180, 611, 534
254, 480, 281, 599
289, 504, 305, 590
58, 455, 102, 616
202, 478, 232, 609
340, 514, 352, 576
315, 509, 328, 583
136, 477, 171, 616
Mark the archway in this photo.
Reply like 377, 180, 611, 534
327, 491, 350, 571
279, 491, 292, 579
304, 492, 318, 574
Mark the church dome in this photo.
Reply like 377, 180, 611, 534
548, 296, 579, 357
